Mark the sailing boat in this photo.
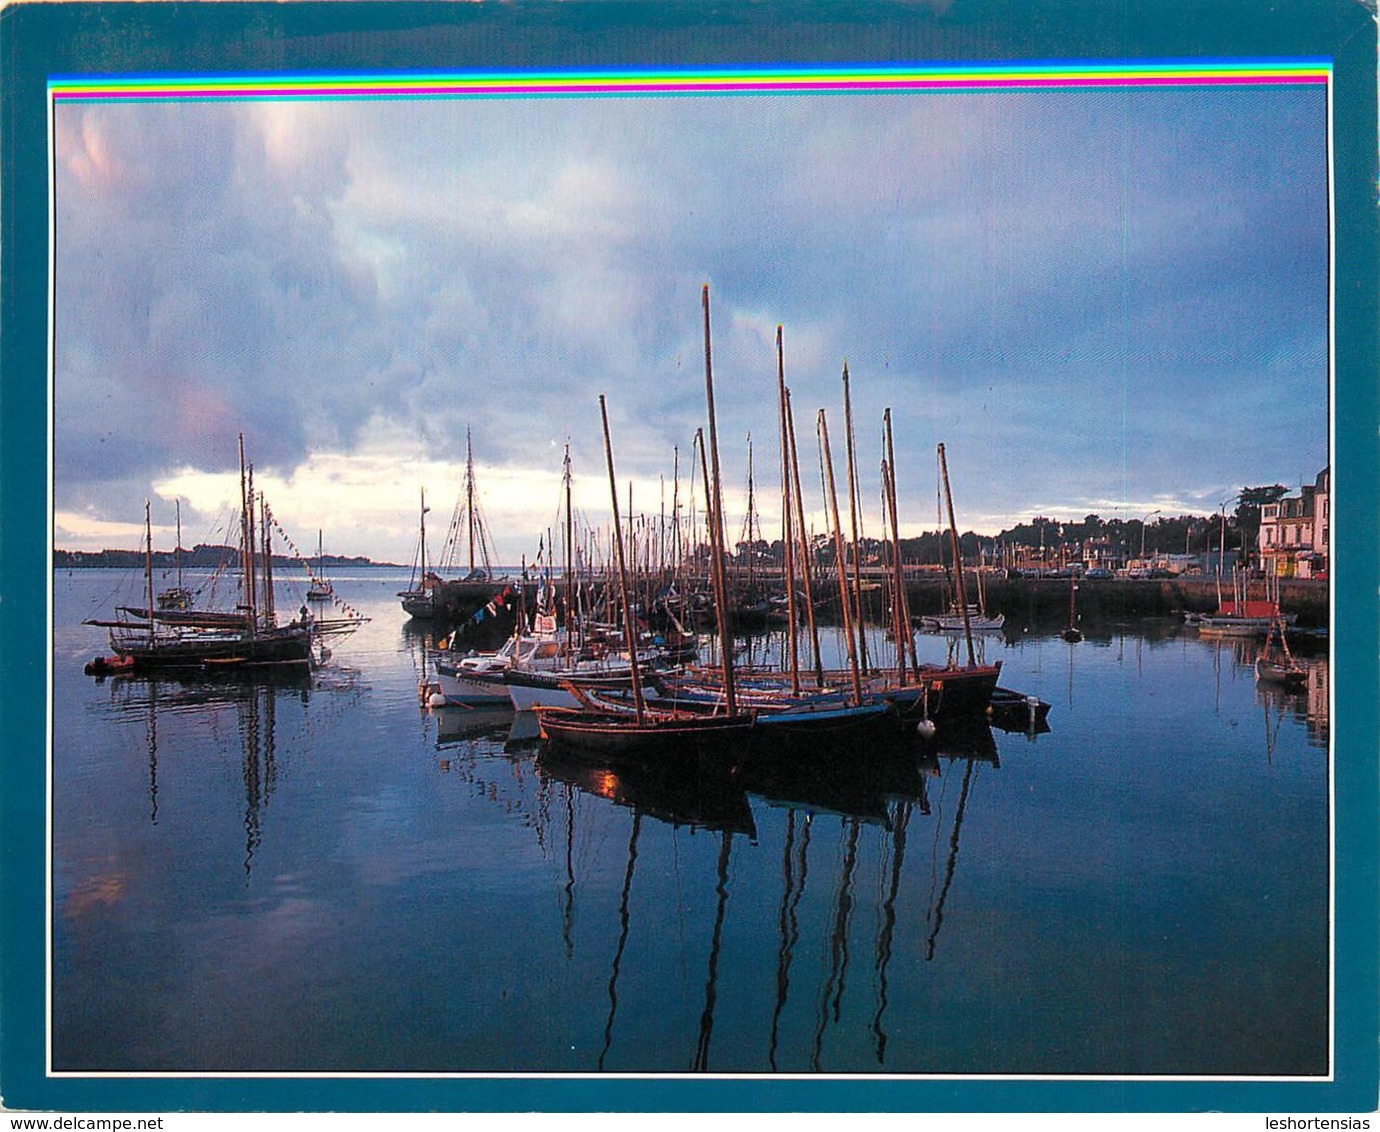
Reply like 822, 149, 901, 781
533, 392, 753, 762
1255, 616, 1306, 688
398, 430, 503, 620
862, 442, 1002, 723
919, 455, 1003, 633
156, 498, 193, 611
397, 487, 440, 618
1197, 565, 1296, 637
535, 293, 753, 761
306, 529, 333, 601
84, 436, 319, 674
1060, 572, 1083, 642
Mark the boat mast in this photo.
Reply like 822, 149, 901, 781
174, 499, 183, 593
143, 500, 155, 638
743, 434, 756, 596
841, 362, 869, 672
239, 434, 257, 632
881, 455, 905, 677
260, 493, 276, 629
466, 427, 476, 576
785, 387, 825, 687
700, 285, 737, 716
420, 487, 428, 586
776, 327, 800, 694
598, 394, 647, 724
937, 443, 976, 667
671, 445, 682, 583
564, 444, 575, 645
883, 409, 918, 681
818, 409, 863, 705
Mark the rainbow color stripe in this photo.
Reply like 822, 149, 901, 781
50, 61, 1331, 102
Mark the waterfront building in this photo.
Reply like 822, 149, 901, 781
1259, 467, 1329, 578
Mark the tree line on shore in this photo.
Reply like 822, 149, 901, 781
54, 544, 387, 570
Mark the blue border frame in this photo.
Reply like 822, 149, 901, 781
3, 0, 1376, 1114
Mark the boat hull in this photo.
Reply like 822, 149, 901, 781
917, 614, 1005, 633
433, 662, 511, 706
110, 627, 313, 670
653, 662, 1001, 725
861, 664, 1003, 722
503, 666, 644, 711
535, 706, 752, 765
1255, 659, 1307, 688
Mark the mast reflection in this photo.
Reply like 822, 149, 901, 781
97, 669, 310, 877
598, 811, 641, 1071
768, 810, 810, 1071
691, 829, 735, 1073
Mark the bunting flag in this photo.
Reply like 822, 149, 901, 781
266, 513, 367, 623
467, 584, 518, 626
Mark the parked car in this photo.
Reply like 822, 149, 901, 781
1085, 567, 1113, 580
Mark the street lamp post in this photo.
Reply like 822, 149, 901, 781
1141, 509, 1161, 562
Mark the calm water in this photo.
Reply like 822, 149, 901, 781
51, 567, 1330, 1076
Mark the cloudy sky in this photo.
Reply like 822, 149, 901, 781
52, 85, 1330, 565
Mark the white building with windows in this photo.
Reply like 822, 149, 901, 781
1259, 467, 1328, 578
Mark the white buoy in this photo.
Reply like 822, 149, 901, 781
916, 718, 937, 739
428, 692, 447, 709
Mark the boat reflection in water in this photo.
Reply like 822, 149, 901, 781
95, 669, 311, 875
1202, 632, 1330, 751
528, 713, 1009, 1072
1253, 648, 1329, 753
535, 742, 756, 838
434, 704, 515, 747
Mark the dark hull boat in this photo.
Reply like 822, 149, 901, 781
92, 626, 312, 673
645, 676, 900, 741
534, 704, 753, 763
987, 686, 1052, 733
864, 664, 1002, 722
84, 436, 359, 678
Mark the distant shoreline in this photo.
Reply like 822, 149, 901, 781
53, 547, 403, 570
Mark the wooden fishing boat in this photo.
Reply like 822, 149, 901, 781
1198, 599, 1295, 637
535, 296, 753, 765
919, 607, 1006, 633
534, 702, 753, 759
84, 437, 321, 674
399, 430, 504, 620
155, 498, 194, 611
605, 677, 898, 739
1255, 618, 1307, 689
868, 663, 1003, 722
675, 659, 1002, 724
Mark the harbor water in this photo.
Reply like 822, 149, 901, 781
50, 567, 1330, 1076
